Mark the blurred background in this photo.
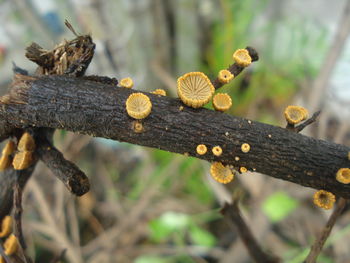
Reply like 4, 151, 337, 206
0, 0, 350, 262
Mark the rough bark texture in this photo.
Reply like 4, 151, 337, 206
0, 74, 349, 198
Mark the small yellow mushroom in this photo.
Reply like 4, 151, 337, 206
0, 256, 4, 263
212, 93, 232, 112
120, 77, 134, 89
336, 168, 350, 184
210, 162, 234, 184
132, 121, 144, 133
196, 144, 207, 155
313, 190, 336, 210
12, 151, 33, 170
2, 141, 16, 156
126, 93, 152, 120
0, 216, 12, 238
0, 155, 12, 171
4, 234, 18, 256
241, 143, 250, 153
218, 70, 234, 84
212, 146, 222, 156
177, 72, 215, 108
233, 49, 252, 67
240, 167, 248, 173
284, 105, 308, 125
17, 132, 35, 152
151, 89, 167, 96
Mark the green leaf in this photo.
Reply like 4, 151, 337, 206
134, 255, 170, 263
149, 212, 191, 242
189, 225, 217, 247
262, 192, 298, 223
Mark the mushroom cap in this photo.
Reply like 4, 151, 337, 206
0, 216, 12, 238
126, 93, 152, 120
241, 143, 250, 153
240, 167, 248, 173
12, 151, 33, 170
233, 49, 252, 67
336, 168, 350, 184
210, 162, 234, 184
196, 144, 207, 155
218, 69, 234, 84
212, 146, 223, 156
313, 190, 335, 210
18, 132, 35, 152
151, 89, 167, 96
120, 77, 134, 89
2, 141, 15, 156
284, 105, 308, 125
0, 155, 12, 171
177, 72, 215, 108
4, 234, 18, 256
213, 93, 232, 112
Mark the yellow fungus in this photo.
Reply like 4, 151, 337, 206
0, 155, 12, 171
179, 106, 184, 111
234, 156, 240, 161
218, 69, 234, 84
0, 216, 12, 238
132, 121, 144, 133
151, 89, 166, 96
120, 77, 134, 89
17, 132, 35, 152
4, 234, 18, 256
313, 190, 336, 210
240, 167, 248, 173
126, 93, 152, 120
284, 105, 308, 125
2, 141, 16, 156
212, 93, 232, 112
233, 49, 252, 67
210, 162, 234, 184
196, 144, 207, 155
0, 256, 4, 263
12, 151, 33, 170
241, 143, 250, 153
183, 152, 189, 156
336, 168, 350, 184
212, 146, 222, 156
177, 72, 215, 108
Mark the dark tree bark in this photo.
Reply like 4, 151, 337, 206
0, 74, 349, 200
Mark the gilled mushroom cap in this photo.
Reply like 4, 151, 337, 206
120, 77, 134, 89
284, 105, 308, 125
336, 168, 350, 184
12, 151, 33, 170
126, 93, 152, 120
210, 162, 234, 184
212, 93, 232, 112
4, 234, 18, 256
218, 69, 234, 84
233, 49, 252, 67
177, 72, 215, 108
2, 141, 15, 156
151, 89, 167, 96
18, 132, 35, 152
313, 190, 335, 210
0, 216, 12, 238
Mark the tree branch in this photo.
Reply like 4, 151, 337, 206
0, 74, 349, 198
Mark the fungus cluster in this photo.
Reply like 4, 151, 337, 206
210, 162, 234, 184
12, 132, 35, 170
313, 190, 335, 210
0, 216, 19, 262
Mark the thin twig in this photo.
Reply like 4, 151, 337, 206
295, 111, 321, 133
221, 200, 280, 263
305, 198, 347, 263
13, 178, 26, 250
